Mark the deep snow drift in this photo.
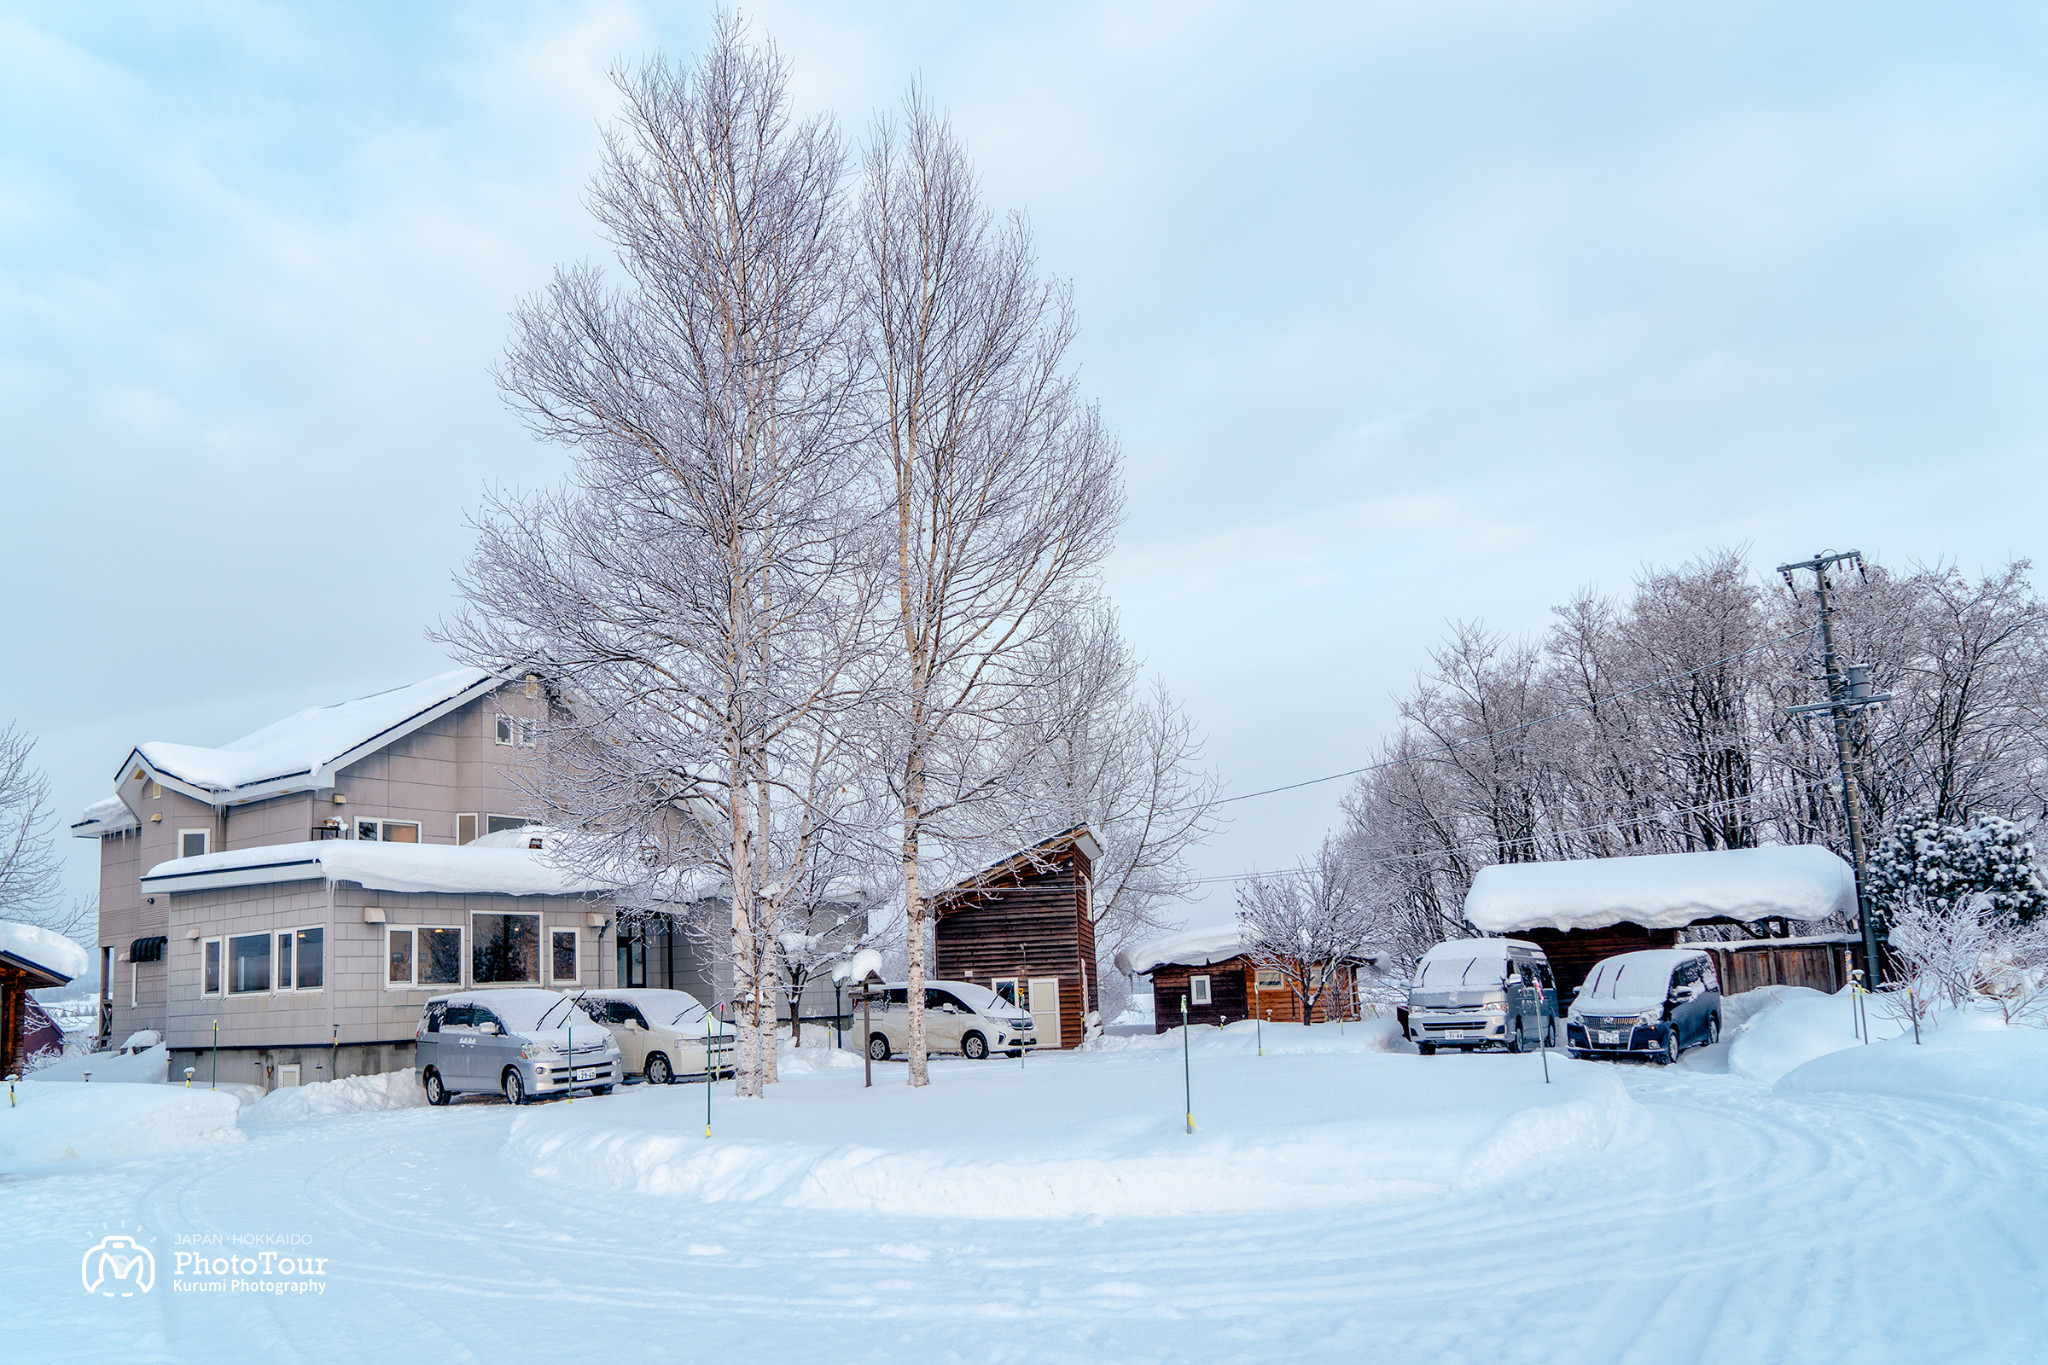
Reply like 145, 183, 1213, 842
0, 1081, 240, 1171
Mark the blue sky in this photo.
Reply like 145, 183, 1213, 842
6, 2, 2046, 927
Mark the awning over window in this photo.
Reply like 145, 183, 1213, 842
129, 935, 167, 964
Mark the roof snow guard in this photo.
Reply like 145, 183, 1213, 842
1463, 845, 1857, 935
139, 841, 610, 899
75, 668, 505, 833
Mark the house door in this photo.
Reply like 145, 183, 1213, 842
1028, 977, 1061, 1049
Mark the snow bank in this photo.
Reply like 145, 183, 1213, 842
1087, 1017, 1408, 1056
243, 1069, 429, 1122
508, 1024, 1643, 1218
0, 920, 88, 982
1115, 923, 1246, 975
140, 839, 608, 898
1774, 1013, 2048, 1114
26, 1043, 171, 1085
0, 1083, 241, 1170
1465, 844, 1855, 933
1723, 987, 1911, 1084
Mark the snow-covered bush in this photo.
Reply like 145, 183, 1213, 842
1869, 805, 2048, 927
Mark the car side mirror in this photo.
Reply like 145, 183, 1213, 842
479, 1022, 499, 1035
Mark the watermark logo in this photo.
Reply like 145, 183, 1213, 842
81, 1234, 155, 1297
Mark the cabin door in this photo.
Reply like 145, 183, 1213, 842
1028, 977, 1061, 1049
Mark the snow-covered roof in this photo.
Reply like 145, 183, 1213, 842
1115, 924, 1248, 976
1464, 845, 1856, 934
937, 825, 1104, 901
139, 840, 609, 899
69, 794, 138, 838
89, 668, 504, 822
0, 921, 89, 984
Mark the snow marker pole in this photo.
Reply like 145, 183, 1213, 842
566, 1022, 572, 1104
1257, 1010, 1264, 1058
211, 1019, 218, 1091
1181, 996, 1195, 1134
706, 1034, 713, 1138
1909, 985, 1921, 1045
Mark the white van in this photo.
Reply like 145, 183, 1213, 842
1406, 938, 1558, 1055
863, 981, 1038, 1060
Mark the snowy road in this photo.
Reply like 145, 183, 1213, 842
8, 1024, 2046, 1364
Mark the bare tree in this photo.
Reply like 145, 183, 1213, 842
440, 23, 876, 1099
855, 93, 1123, 1085
0, 724, 64, 934
1236, 837, 1376, 1025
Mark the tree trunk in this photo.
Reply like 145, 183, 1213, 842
903, 765, 929, 1088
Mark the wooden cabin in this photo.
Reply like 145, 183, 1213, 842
1114, 925, 1359, 1032
933, 826, 1101, 1050
1464, 845, 1859, 1003
2, 923, 84, 1079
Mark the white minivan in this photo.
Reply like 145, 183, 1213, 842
577, 989, 731, 1085
1406, 938, 1559, 1055
863, 981, 1038, 1060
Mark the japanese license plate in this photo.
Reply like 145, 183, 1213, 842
574, 1067, 598, 1082
1596, 1030, 1620, 1046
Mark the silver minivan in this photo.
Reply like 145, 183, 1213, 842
864, 981, 1038, 1060
1406, 938, 1558, 1055
415, 988, 622, 1106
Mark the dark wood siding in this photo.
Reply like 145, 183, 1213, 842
934, 843, 1097, 1049
1704, 941, 1853, 995
1145, 956, 1356, 1032
1523, 924, 1682, 1004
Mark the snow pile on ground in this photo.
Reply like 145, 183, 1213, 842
24, 1043, 170, 1085
0, 1082, 241, 1171
242, 1068, 429, 1122
1087, 1016, 1408, 1056
1724, 987, 1906, 1084
508, 1022, 1641, 1218
1775, 1011, 2048, 1113
773, 1042, 864, 1076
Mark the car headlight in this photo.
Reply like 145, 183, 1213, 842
522, 1044, 560, 1061
1481, 1000, 1508, 1013
1637, 1012, 1660, 1028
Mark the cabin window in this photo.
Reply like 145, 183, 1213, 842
1255, 968, 1283, 990
991, 978, 1020, 1008
1190, 975, 1212, 1006
472, 912, 540, 984
178, 829, 210, 859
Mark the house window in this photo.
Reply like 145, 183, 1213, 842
356, 818, 420, 843
991, 977, 1020, 1008
228, 933, 271, 994
472, 912, 540, 984
202, 938, 222, 995
387, 926, 463, 987
275, 927, 324, 991
457, 814, 479, 846
486, 815, 535, 835
495, 715, 538, 748
551, 928, 579, 985
1255, 968, 1283, 991
1190, 975, 1212, 1006
178, 829, 210, 858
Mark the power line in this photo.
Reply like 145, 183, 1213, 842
1173, 626, 1816, 817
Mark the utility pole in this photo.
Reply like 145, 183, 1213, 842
1778, 550, 1891, 990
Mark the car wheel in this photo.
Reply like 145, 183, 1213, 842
646, 1053, 673, 1086
1707, 1014, 1721, 1045
1507, 1027, 1524, 1054
1418, 1043, 1436, 1056
423, 1068, 449, 1107
1006, 1048, 1023, 1058
962, 1032, 988, 1060
868, 1034, 890, 1062
1543, 1021, 1557, 1048
503, 1068, 527, 1105
1662, 1031, 1681, 1065
591, 1085, 613, 1097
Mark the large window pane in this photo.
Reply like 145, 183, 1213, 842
384, 823, 419, 844
421, 928, 462, 985
294, 928, 323, 990
473, 914, 538, 983
203, 940, 221, 995
552, 929, 577, 983
228, 934, 270, 994
388, 928, 414, 985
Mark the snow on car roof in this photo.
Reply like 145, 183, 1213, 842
1417, 938, 1540, 961
1578, 948, 1709, 999
1464, 845, 1855, 934
428, 988, 603, 1034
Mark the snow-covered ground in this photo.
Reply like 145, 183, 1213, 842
4, 994, 2045, 1362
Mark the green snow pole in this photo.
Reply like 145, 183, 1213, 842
706, 1031, 714, 1139
1181, 996, 1195, 1134
566, 1022, 572, 1104
211, 1019, 218, 1091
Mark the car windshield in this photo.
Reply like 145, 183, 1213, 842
1580, 958, 1672, 1000
491, 990, 603, 1034
945, 981, 1014, 1015
1413, 954, 1507, 988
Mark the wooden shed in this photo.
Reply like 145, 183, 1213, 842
933, 826, 1101, 1050
1700, 934, 1863, 995
2, 922, 84, 1079
1464, 846, 1860, 1004
1114, 925, 1359, 1032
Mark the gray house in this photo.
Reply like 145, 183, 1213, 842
70, 668, 712, 1085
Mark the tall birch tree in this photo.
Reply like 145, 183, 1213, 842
856, 95, 1123, 1085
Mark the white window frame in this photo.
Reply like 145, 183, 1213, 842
177, 828, 210, 859
990, 977, 1020, 1009
226, 931, 273, 995
200, 937, 223, 997
470, 910, 542, 985
485, 814, 535, 836
1254, 967, 1283, 991
384, 925, 465, 989
354, 817, 422, 843
456, 813, 479, 846
273, 924, 326, 994
495, 714, 538, 748
548, 926, 580, 986
1190, 974, 1212, 1006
